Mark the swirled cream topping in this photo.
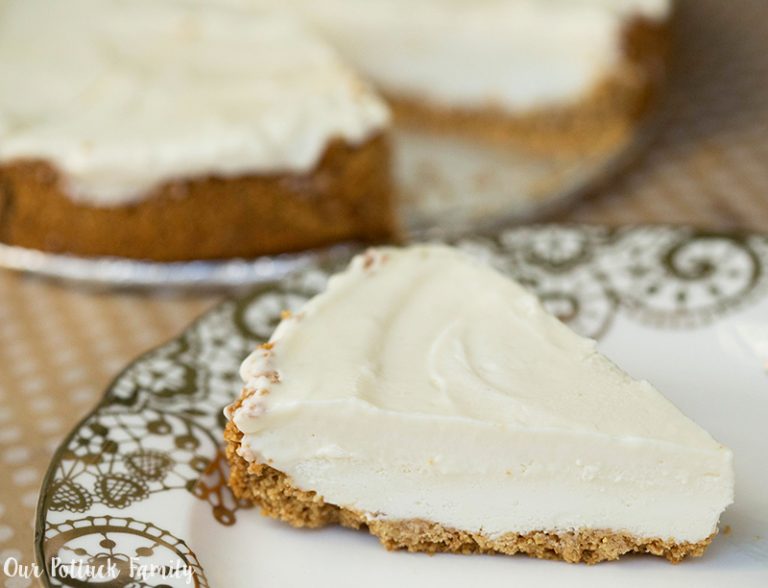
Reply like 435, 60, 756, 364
232, 245, 733, 541
0, 0, 389, 205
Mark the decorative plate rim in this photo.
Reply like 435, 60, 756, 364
32, 289, 226, 582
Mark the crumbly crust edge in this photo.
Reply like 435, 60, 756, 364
0, 135, 396, 261
224, 419, 714, 564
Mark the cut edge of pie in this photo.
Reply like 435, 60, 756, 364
224, 417, 714, 565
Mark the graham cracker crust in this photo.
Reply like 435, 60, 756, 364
224, 420, 714, 564
389, 17, 670, 155
0, 135, 395, 261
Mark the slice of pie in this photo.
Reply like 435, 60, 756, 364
225, 245, 734, 564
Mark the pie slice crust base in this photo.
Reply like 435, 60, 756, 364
224, 420, 714, 564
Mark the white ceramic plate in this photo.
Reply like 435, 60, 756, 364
36, 225, 768, 587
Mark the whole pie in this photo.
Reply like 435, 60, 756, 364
0, 0, 670, 261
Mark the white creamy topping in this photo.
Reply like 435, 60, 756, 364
233, 245, 734, 542
0, 0, 389, 205
252, 0, 671, 111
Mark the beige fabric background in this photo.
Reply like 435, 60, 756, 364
1, 0, 767, 585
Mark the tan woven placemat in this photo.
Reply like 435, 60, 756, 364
1, 0, 768, 584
